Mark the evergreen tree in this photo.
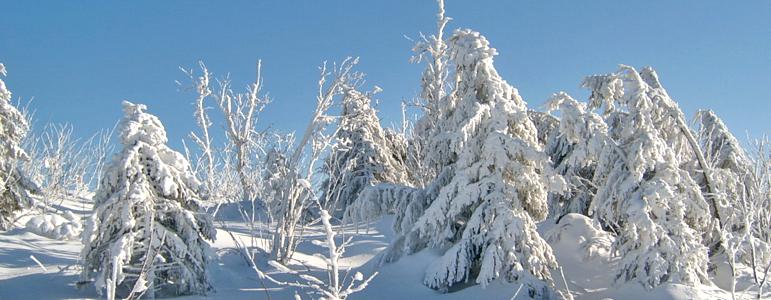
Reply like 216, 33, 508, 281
696, 109, 750, 173
585, 66, 711, 288
80, 101, 216, 298
695, 110, 752, 246
544, 92, 609, 219
320, 87, 409, 216
401, 29, 564, 296
0, 63, 40, 230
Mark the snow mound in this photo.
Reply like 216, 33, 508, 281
544, 213, 612, 261
24, 211, 82, 240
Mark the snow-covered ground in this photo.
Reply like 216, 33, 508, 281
1, 199, 759, 300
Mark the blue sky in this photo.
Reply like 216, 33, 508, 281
2, 1, 770, 149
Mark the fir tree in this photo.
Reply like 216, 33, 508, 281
585, 66, 711, 288
544, 92, 609, 219
320, 86, 409, 216
0, 63, 40, 230
80, 101, 216, 299
391, 29, 565, 296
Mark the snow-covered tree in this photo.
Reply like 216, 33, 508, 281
181, 60, 270, 225
0, 63, 40, 230
696, 110, 750, 173
695, 110, 752, 233
544, 92, 609, 218
743, 138, 771, 299
347, 0, 462, 260
404, 0, 451, 187
181, 62, 246, 217
346, 0, 456, 248
385, 29, 565, 296
585, 65, 712, 288
80, 101, 216, 299
320, 86, 409, 216
527, 110, 559, 148
266, 58, 362, 264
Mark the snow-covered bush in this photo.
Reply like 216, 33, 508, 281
80, 101, 216, 299
300, 209, 377, 300
244, 207, 377, 300
0, 63, 40, 230
276, 209, 377, 300
320, 85, 409, 216
544, 213, 613, 262
22, 123, 109, 211
585, 65, 712, 288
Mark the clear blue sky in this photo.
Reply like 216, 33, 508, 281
2, 1, 770, 149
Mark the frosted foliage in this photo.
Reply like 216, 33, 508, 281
321, 88, 409, 215
346, 183, 420, 227
695, 110, 751, 235
397, 29, 563, 295
81, 101, 215, 298
0, 63, 39, 230
585, 67, 692, 161
408, 0, 450, 184
696, 110, 749, 173
585, 66, 711, 288
545, 92, 608, 217
528, 111, 559, 147
383, 129, 409, 176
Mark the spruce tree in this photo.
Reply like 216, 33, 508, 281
80, 101, 216, 298
404, 29, 564, 296
0, 63, 40, 230
320, 87, 409, 216
585, 66, 711, 288
544, 92, 609, 219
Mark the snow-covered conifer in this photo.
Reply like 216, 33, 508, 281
398, 29, 564, 296
320, 87, 409, 216
544, 92, 609, 218
528, 110, 559, 148
347, 0, 457, 251
585, 66, 711, 288
695, 110, 751, 233
0, 63, 40, 230
80, 101, 216, 298
696, 110, 750, 172
399, 0, 452, 189
348, 0, 458, 248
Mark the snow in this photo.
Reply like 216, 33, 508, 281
0, 198, 758, 300
24, 211, 82, 240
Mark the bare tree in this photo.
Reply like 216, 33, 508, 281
744, 137, 771, 299
218, 61, 269, 208
183, 62, 217, 201
23, 123, 114, 213
266, 57, 362, 264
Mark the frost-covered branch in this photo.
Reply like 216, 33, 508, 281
267, 58, 362, 264
253, 207, 377, 300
